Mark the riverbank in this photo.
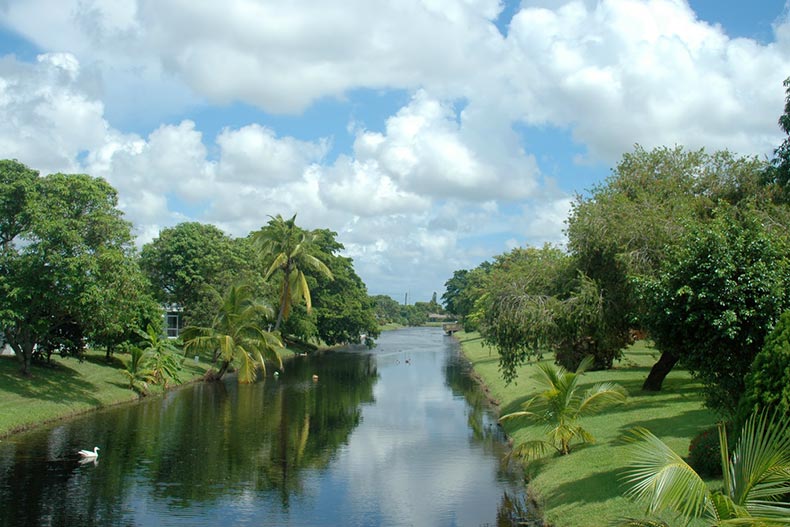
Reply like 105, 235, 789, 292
0, 346, 296, 438
456, 331, 718, 527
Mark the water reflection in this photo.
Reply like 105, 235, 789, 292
0, 328, 530, 526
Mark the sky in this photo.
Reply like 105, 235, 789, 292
1, 0, 789, 303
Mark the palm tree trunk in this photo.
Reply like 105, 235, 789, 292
273, 268, 291, 333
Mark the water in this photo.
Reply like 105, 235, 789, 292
0, 327, 536, 526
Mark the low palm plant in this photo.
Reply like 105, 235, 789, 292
618, 410, 790, 526
121, 346, 155, 395
137, 324, 182, 387
500, 356, 627, 460
182, 284, 283, 383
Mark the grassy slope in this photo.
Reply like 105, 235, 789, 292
0, 346, 295, 438
457, 331, 718, 527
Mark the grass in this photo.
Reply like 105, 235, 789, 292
457, 331, 719, 527
378, 323, 405, 331
0, 343, 297, 438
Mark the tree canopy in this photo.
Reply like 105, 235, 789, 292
638, 206, 790, 414
140, 222, 250, 327
0, 160, 156, 375
253, 214, 333, 333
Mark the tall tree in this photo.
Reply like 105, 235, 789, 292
309, 229, 379, 346
140, 222, 249, 327
567, 145, 772, 390
476, 245, 610, 381
252, 214, 333, 333
182, 284, 282, 383
637, 206, 790, 415
442, 269, 469, 316
0, 161, 146, 375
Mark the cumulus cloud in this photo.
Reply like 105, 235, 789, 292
3, 0, 790, 299
504, 0, 790, 159
0, 53, 107, 174
216, 124, 328, 185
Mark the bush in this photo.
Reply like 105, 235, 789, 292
687, 425, 735, 477
738, 310, 790, 422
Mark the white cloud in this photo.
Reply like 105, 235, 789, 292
504, 0, 790, 159
216, 124, 328, 185
3, 0, 790, 299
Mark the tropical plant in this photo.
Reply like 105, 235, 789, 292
121, 346, 155, 395
252, 214, 333, 333
181, 284, 283, 383
618, 410, 790, 526
499, 356, 627, 459
738, 309, 790, 422
137, 324, 182, 388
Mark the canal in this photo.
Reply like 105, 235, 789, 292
0, 327, 535, 526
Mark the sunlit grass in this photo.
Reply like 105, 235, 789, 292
457, 332, 719, 527
0, 341, 296, 438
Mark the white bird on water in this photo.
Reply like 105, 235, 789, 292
78, 446, 100, 459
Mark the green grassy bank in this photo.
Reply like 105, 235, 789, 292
0, 346, 297, 438
456, 331, 718, 527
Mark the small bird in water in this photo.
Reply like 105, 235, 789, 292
312, 374, 319, 382
78, 446, 100, 459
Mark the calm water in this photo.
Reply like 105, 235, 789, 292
0, 327, 536, 526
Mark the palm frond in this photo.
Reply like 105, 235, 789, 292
621, 427, 711, 521
732, 410, 790, 511
610, 518, 671, 527
302, 252, 333, 279
509, 439, 554, 461
264, 252, 289, 280
578, 382, 627, 415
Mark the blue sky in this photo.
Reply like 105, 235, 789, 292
1, 0, 789, 302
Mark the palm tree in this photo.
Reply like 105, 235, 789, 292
500, 356, 627, 459
252, 214, 333, 333
618, 410, 790, 526
121, 346, 155, 395
137, 323, 182, 387
181, 284, 283, 383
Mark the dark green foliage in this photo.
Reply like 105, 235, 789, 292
568, 146, 772, 390
140, 222, 249, 327
371, 294, 405, 325
739, 310, 790, 421
767, 77, 790, 202
441, 270, 469, 316
637, 206, 790, 415
477, 245, 616, 382
1, 161, 153, 375
687, 426, 733, 478
309, 229, 379, 346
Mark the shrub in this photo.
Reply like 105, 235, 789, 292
687, 425, 734, 478
738, 310, 790, 422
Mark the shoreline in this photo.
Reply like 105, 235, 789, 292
452, 329, 716, 527
453, 333, 548, 527
0, 346, 301, 439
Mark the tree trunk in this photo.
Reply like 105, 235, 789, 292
273, 268, 291, 333
6, 328, 34, 376
641, 351, 679, 391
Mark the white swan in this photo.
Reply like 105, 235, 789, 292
78, 446, 100, 459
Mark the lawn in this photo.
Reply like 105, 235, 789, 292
0, 344, 297, 438
457, 331, 720, 527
